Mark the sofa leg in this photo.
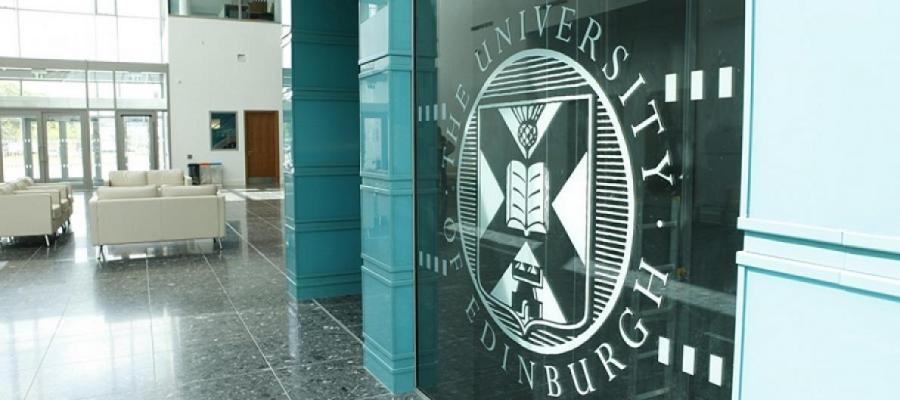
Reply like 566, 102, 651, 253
44, 235, 51, 247
214, 238, 223, 250
97, 245, 105, 261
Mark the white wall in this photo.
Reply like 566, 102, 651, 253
168, 16, 282, 187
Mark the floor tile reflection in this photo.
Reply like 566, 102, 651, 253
0, 189, 388, 400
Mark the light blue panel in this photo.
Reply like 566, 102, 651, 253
362, 265, 415, 392
360, 67, 413, 180
359, 0, 415, 394
737, 2, 900, 398
359, 0, 412, 64
360, 181, 413, 268
747, 0, 900, 236
738, 267, 900, 399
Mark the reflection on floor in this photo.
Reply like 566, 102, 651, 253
0, 189, 391, 400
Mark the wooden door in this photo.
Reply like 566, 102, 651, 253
244, 111, 279, 184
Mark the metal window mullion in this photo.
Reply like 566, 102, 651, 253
58, 118, 68, 180
14, 1, 22, 58
112, 68, 118, 109
37, 113, 48, 183
115, 111, 126, 170
90, 116, 102, 185
149, 111, 159, 169
0, 120, 4, 182
23, 116, 33, 178
80, 110, 92, 189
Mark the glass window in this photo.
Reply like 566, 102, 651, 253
169, 0, 280, 22
117, 17, 162, 63
20, 70, 85, 98
18, 0, 93, 13
116, 0, 160, 18
88, 71, 115, 109
96, 0, 116, 15
2, 1, 165, 63
0, 0, 16, 8
0, 9, 18, 57
0, 80, 20, 96
115, 71, 165, 98
19, 11, 95, 60
94, 15, 119, 61
115, 71, 166, 109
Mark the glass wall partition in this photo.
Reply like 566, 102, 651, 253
169, 0, 281, 22
0, 60, 169, 188
414, 1, 745, 399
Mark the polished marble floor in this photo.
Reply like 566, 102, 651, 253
0, 189, 392, 400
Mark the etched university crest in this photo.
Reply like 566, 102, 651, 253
457, 49, 637, 355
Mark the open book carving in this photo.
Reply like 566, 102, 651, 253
506, 161, 548, 236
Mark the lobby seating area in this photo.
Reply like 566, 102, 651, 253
89, 170, 226, 257
0, 187, 389, 400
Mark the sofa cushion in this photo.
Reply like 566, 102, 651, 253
109, 171, 148, 187
160, 185, 218, 197
0, 183, 15, 195
14, 178, 30, 189
96, 185, 159, 200
147, 169, 185, 186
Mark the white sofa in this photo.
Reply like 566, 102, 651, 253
0, 182, 70, 246
108, 169, 192, 187
89, 184, 225, 257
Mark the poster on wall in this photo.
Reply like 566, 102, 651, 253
210, 111, 238, 150
414, 1, 745, 399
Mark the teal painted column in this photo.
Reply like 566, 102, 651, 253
285, 0, 362, 300
358, 0, 415, 394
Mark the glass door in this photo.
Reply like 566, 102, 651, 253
90, 111, 118, 185
44, 113, 89, 186
0, 112, 41, 182
117, 112, 158, 171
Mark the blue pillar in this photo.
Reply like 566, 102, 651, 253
285, 0, 362, 300
735, 1, 900, 399
358, 0, 415, 394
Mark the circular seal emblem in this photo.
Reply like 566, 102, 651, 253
457, 49, 636, 355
